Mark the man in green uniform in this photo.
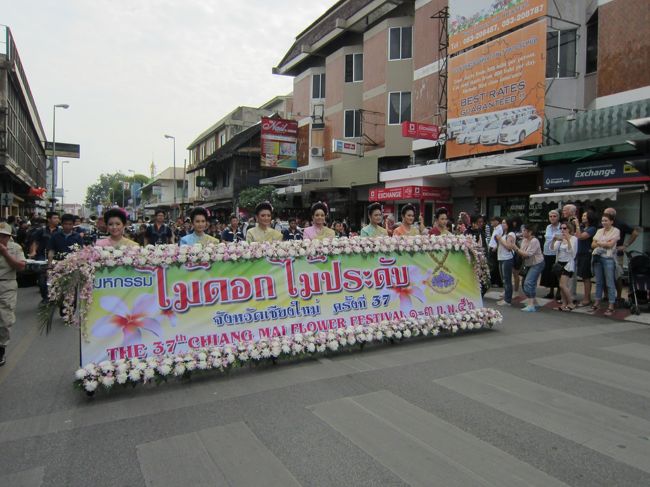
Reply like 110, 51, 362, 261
0, 221, 26, 366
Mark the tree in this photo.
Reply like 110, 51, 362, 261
84, 172, 150, 211
237, 185, 286, 211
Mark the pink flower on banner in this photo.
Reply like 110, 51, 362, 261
380, 266, 428, 311
160, 308, 178, 328
92, 294, 162, 345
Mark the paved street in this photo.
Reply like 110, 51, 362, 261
1, 286, 650, 486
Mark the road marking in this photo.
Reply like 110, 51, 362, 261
435, 368, 650, 474
530, 353, 650, 398
310, 390, 568, 487
0, 465, 45, 486
0, 321, 645, 444
137, 421, 300, 487
0, 322, 40, 387
601, 343, 650, 362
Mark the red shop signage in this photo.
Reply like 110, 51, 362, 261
401, 121, 440, 141
369, 186, 450, 202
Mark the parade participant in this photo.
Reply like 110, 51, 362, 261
551, 221, 578, 311
283, 217, 303, 240
303, 202, 335, 240
29, 211, 60, 304
180, 207, 219, 246
393, 204, 425, 236
466, 214, 487, 251
384, 215, 396, 237
429, 207, 450, 236
360, 203, 388, 237
0, 222, 26, 366
576, 210, 598, 307
515, 224, 544, 312
332, 221, 346, 238
48, 213, 83, 264
541, 210, 562, 301
591, 213, 620, 316
496, 218, 516, 306
96, 208, 139, 248
145, 208, 175, 245
221, 214, 245, 242
246, 202, 282, 242
135, 223, 148, 246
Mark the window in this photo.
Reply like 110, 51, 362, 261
388, 92, 411, 125
222, 166, 230, 187
345, 53, 363, 82
312, 73, 326, 99
219, 132, 226, 147
389, 26, 412, 60
546, 30, 577, 78
344, 110, 362, 138
586, 11, 598, 74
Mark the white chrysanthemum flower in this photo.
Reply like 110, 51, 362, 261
84, 380, 99, 392
128, 369, 142, 382
158, 364, 172, 376
173, 364, 186, 376
116, 373, 128, 384
143, 368, 156, 380
75, 368, 88, 380
100, 375, 115, 388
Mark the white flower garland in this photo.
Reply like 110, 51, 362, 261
75, 308, 502, 393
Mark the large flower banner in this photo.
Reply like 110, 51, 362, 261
84, 247, 481, 366
46, 236, 501, 393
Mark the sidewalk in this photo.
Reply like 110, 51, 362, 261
484, 286, 650, 326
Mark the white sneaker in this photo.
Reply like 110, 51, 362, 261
496, 299, 511, 306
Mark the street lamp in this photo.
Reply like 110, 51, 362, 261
164, 134, 176, 217
51, 103, 70, 211
127, 169, 136, 218
61, 160, 70, 208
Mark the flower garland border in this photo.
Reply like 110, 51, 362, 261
75, 308, 502, 394
47, 234, 492, 329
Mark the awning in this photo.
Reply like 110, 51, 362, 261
529, 188, 618, 204
518, 133, 650, 164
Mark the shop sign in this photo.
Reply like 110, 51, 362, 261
446, 20, 546, 159
369, 186, 451, 202
448, 0, 547, 55
261, 117, 298, 169
332, 139, 362, 156
543, 161, 650, 189
401, 121, 440, 140
196, 176, 214, 189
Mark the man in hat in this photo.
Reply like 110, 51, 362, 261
0, 222, 26, 366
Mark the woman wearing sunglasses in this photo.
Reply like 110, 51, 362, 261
551, 221, 578, 311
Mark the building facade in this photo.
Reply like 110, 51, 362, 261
140, 167, 187, 218
185, 96, 293, 217
0, 25, 47, 218
269, 0, 649, 251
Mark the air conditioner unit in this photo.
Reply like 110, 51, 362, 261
311, 147, 324, 157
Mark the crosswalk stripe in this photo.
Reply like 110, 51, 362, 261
601, 343, 650, 362
530, 353, 650, 398
0, 466, 45, 486
435, 368, 650, 474
310, 390, 568, 487
137, 422, 300, 487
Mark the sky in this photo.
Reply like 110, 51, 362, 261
1, 0, 336, 205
